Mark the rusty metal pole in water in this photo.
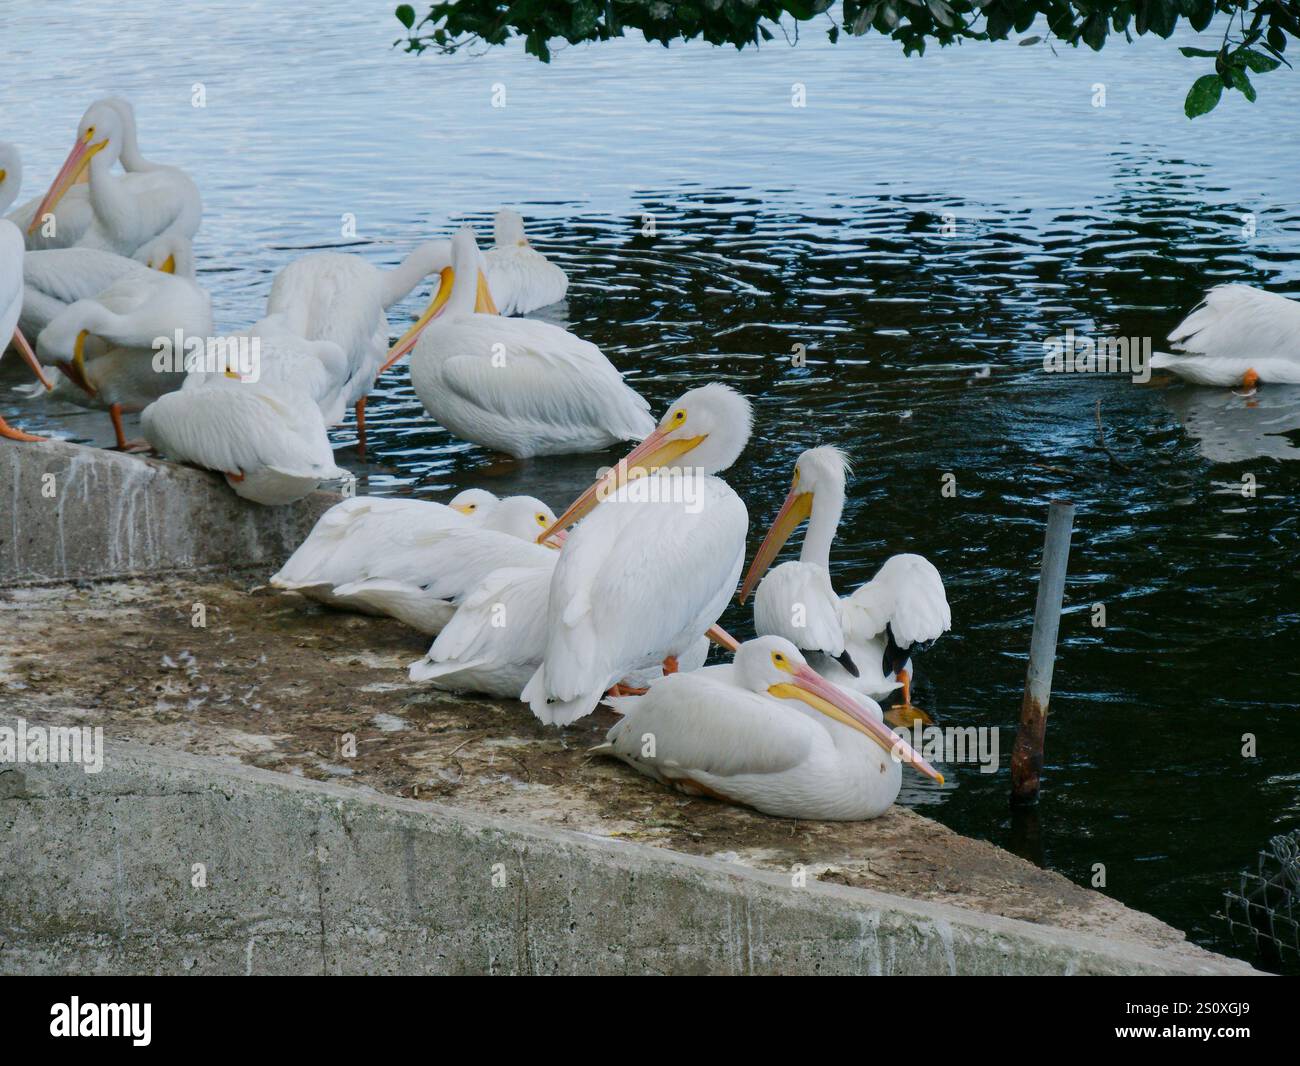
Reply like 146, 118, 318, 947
1010, 499, 1075, 806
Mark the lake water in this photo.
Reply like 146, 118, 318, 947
4, 2, 1299, 970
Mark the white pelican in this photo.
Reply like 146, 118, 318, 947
140, 323, 350, 505
409, 543, 711, 698
1152, 284, 1300, 388
482, 209, 568, 316
272, 493, 561, 634
265, 239, 454, 458
596, 636, 944, 820
0, 218, 55, 441
388, 227, 653, 458
17, 98, 201, 258
522, 383, 752, 725
738, 447, 951, 706
35, 269, 212, 449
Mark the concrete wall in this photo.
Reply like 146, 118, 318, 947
0, 440, 336, 585
0, 735, 1256, 976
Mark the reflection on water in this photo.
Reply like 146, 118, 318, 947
1164, 384, 1300, 463
3, 2, 1299, 969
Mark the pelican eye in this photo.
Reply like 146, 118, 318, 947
770, 651, 793, 672
466, 504, 477, 512
672, 409, 686, 424
536, 513, 548, 525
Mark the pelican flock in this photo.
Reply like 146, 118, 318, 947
10, 90, 1281, 826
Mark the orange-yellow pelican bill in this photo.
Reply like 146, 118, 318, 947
11, 328, 53, 391
28, 130, 107, 236
537, 422, 708, 545
770, 663, 944, 784
379, 265, 499, 375
737, 475, 811, 603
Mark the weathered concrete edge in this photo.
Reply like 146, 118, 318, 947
0, 439, 338, 586
0, 730, 1258, 975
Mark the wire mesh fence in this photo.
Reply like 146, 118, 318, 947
1221, 829, 1300, 970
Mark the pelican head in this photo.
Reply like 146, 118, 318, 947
448, 488, 500, 518
28, 98, 124, 235
380, 226, 498, 372
0, 141, 22, 216
482, 495, 565, 547
736, 636, 943, 784
494, 208, 529, 248
538, 383, 753, 543
738, 445, 850, 604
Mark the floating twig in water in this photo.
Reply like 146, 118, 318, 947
1095, 400, 1133, 473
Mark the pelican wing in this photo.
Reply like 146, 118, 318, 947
753, 561, 846, 658
142, 381, 343, 481
841, 553, 951, 649
1168, 284, 1300, 362
602, 668, 814, 780
483, 245, 568, 316
429, 315, 654, 443
524, 480, 748, 723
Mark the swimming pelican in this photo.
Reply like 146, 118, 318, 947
595, 636, 944, 820
482, 209, 568, 316
35, 269, 212, 449
522, 383, 751, 725
1152, 284, 1300, 388
272, 493, 561, 634
18, 98, 201, 258
266, 239, 454, 459
387, 227, 653, 458
0, 218, 55, 441
140, 322, 351, 505
738, 447, 951, 705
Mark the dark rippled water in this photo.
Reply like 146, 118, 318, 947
4, 2, 1299, 969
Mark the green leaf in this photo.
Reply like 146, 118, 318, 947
395, 3, 415, 30
927, 0, 956, 27
1268, 26, 1287, 53
1019, 35, 1042, 45
1178, 46, 1219, 58
1229, 65, 1257, 102
1239, 48, 1281, 73
1184, 73, 1222, 117
827, 24, 840, 42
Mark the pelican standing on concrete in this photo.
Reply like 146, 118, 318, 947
597, 636, 944, 820
522, 383, 752, 724
738, 447, 950, 705
389, 227, 653, 458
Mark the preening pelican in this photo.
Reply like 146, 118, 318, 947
272, 493, 561, 634
390, 227, 653, 458
482, 209, 568, 316
738, 447, 951, 705
35, 269, 212, 449
17, 98, 201, 258
1, 218, 55, 441
1152, 284, 1300, 388
596, 636, 944, 821
522, 383, 751, 725
140, 323, 350, 505
266, 239, 452, 458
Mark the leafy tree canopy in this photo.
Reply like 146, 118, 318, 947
394, 0, 1298, 116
